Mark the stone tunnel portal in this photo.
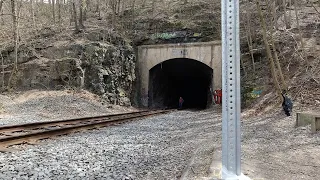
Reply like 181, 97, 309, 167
149, 58, 213, 109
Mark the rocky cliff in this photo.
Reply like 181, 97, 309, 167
0, 28, 135, 106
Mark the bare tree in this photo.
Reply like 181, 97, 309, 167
283, 0, 291, 29
58, 0, 62, 27
52, 0, 56, 23
271, 0, 278, 30
267, 0, 287, 89
244, 7, 256, 72
83, 0, 87, 20
0, 51, 4, 90
117, 0, 120, 14
8, 0, 19, 90
79, 0, 85, 29
256, 0, 282, 95
96, 0, 101, 19
0, 0, 4, 25
293, 0, 304, 49
72, 0, 79, 32
110, 0, 120, 27
131, 0, 136, 30
0, 0, 4, 15
288, 0, 292, 24
152, 0, 156, 17
11, 0, 18, 71
30, 0, 36, 27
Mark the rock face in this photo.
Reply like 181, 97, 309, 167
0, 29, 135, 106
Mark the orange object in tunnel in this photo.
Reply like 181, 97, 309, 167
213, 89, 222, 104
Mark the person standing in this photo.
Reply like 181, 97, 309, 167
281, 90, 293, 116
179, 97, 184, 109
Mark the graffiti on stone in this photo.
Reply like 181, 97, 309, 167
172, 49, 188, 57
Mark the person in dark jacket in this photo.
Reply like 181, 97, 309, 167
281, 90, 293, 116
179, 97, 184, 109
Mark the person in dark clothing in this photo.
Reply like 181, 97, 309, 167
179, 97, 184, 109
281, 90, 293, 116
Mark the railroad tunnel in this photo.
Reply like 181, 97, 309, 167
148, 58, 213, 109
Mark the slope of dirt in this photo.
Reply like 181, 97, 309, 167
240, 1, 320, 111
0, 90, 137, 126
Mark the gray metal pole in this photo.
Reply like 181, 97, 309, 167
221, 0, 244, 179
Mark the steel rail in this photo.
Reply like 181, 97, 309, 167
0, 110, 150, 132
0, 110, 171, 149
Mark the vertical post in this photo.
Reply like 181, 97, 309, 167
221, 0, 245, 179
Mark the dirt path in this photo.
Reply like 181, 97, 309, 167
241, 109, 320, 180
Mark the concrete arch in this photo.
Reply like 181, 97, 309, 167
137, 41, 222, 107
151, 57, 214, 71
149, 58, 214, 109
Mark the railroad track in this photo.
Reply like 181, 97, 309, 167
0, 110, 172, 151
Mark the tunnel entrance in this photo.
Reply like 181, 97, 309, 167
149, 58, 213, 109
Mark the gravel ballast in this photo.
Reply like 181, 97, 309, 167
0, 90, 319, 180
0, 110, 221, 180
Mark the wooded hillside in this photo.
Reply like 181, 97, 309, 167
0, 0, 319, 108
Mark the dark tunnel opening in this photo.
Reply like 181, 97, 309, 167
149, 58, 213, 109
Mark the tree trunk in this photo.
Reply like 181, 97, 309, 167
110, 0, 117, 27
121, 0, 125, 13
95, 0, 99, 12
256, 0, 282, 95
69, 0, 72, 25
83, 0, 87, 20
11, 0, 17, 70
1, 52, 4, 90
288, 0, 292, 24
8, 0, 19, 90
268, 0, 287, 89
240, 57, 247, 77
86, 0, 90, 12
117, 0, 120, 14
97, 0, 101, 19
283, 0, 291, 29
0, 0, 4, 15
131, 0, 136, 30
52, 0, 56, 24
72, 0, 79, 33
58, 0, 61, 27
245, 9, 256, 72
0, 0, 4, 26
79, 0, 84, 29
30, 0, 36, 28
293, 0, 304, 49
272, 0, 278, 30
270, 34, 286, 89
152, 0, 156, 17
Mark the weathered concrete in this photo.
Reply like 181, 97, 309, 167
137, 41, 222, 107
296, 112, 320, 133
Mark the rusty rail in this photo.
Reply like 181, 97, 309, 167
0, 110, 171, 151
